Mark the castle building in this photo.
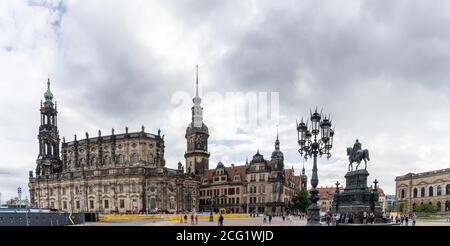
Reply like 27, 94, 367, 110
198, 135, 304, 214
395, 168, 450, 213
29, 78, 200, 213
29, 69, 304, 215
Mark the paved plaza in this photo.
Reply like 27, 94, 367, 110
82, 217, 450, 226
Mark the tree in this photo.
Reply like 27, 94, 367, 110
415, 203, 439, 213
292, 189, 311, 212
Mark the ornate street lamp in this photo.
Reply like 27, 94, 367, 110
297, 108, 335, 226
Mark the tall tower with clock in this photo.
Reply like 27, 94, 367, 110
185, 66, 210, 176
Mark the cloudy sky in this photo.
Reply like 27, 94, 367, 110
1, 0, 450, 200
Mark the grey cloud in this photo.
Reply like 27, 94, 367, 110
3, 1, 450, 198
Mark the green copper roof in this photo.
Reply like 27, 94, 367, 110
44, 78, 53, 101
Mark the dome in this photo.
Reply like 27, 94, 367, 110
193, 95, 201, 104
44, 78, 53, 101
44, 90, 53, 101
271, 149, 284, 161
271, 134, 283, 161
186, 122, 209, 134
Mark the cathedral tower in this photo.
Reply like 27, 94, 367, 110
36, 78, 62, 176
185, 66, 210, 176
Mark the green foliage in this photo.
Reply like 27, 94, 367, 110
385, 204, 395, 213
414, 203, 440, 213
292, 189, 311, 212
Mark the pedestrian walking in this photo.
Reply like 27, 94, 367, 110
412, 213, 416, 226
405, 214, 409, 226
288, 214, 293, 226
268, 214, 272, 224
363, 211, 367, 224
218, 213, 224, 226
195, 214, 198, 225
335, 213, 340, 226
184, 213, 187, 224
191, 214, 194, 225
331, 213, 336, 226
326, 213, 331, 226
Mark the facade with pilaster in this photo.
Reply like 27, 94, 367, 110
29, 78, 200, 213
395, 169, 450, 213
198, 136, 303, 214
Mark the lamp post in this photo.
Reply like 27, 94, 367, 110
209, 195, 215, 222
297, 108, 335, 226
335, 181, 340, 212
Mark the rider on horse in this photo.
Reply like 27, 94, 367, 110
352, 139, 361, 160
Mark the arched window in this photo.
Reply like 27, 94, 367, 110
116, 155, 124, 165
401, 189, 405, 199
446, 184, 450, 195
445, 201, 450, 212
412, 203, 417, 212
413, 188, 418, 198
429, 186, 434, 197
436, 201, 441, 211
421, 187, 425, 197
90, 156, 97, 167
131, 153, 139, 163
437, 185, 442, 196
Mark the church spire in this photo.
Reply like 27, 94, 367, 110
44, 76, 54, 102
192, 65, 203, 128
195, 64, 199, 97
275, 127, 280, 151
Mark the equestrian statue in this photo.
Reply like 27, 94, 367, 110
346, 139, 370, 171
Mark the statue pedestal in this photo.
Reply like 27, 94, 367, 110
344, 169, 369, 191
331, 169, 383, 224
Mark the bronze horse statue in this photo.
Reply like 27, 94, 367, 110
347, 147, 370, 171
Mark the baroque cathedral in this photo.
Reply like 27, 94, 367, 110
29, 70, 305, 214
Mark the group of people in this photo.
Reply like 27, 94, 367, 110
325, 211, 381, 226
325, 212, 355, 226
179, 213, 225, 226
180, 213, 199, 225
393, 213, 417, 226
260, 212, 297, 225
362, 211, 376, 224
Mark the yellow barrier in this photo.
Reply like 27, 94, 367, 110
98, 214, 163, 222
98, 213, 250, 222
